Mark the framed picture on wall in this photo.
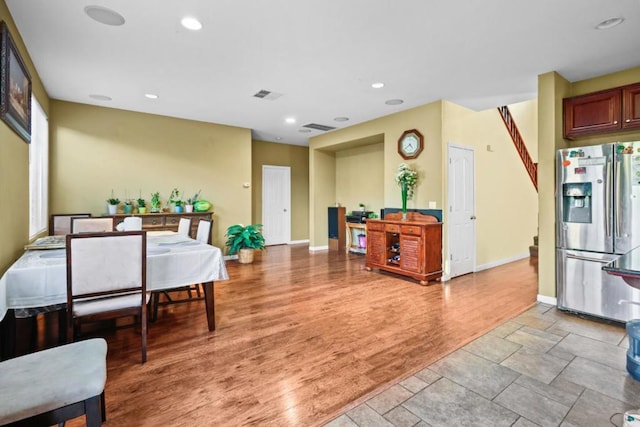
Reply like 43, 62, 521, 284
0, 21, 31, 143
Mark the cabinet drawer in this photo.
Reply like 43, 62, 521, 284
142, 216, 165, 228
401, 225, 422, 236
165, 216, 181, 227
385, 224, 400, 233
367, 222, 384, 232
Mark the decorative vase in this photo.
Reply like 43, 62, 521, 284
238, 248, 255, 264
107, 204, 117, 215
401, 182, 408, 220
185, 204, 194, 213
138, 207, 147, 214
123, 204, 133, 214
174, 205, 183, 213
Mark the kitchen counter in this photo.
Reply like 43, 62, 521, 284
603, 246, 640, 289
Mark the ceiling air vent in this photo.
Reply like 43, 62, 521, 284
303, 123, 336, 132
252, 89, 283, 101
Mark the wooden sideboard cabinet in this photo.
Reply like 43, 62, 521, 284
109, 212, 213, 240
365, 212, 442, 285
563, 82, 640, 139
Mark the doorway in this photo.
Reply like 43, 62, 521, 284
447, 143, 476, 278
262, 165, 291, 246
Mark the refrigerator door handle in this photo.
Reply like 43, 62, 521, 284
565, 253, 612, 264
615, 158, 621, 238
605, 159, 612, 237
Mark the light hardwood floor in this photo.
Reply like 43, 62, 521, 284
70, 244, 538, 426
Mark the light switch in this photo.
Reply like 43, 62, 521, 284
428, 201, 436, 209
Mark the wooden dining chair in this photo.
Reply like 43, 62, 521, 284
50, 213, 91, 235
150, 219, 212, 321
195, 219, 212, 244
66, 231, 148, 363
71, 217, 114, 233
177, 217, 192, 236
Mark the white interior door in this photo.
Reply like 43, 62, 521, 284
448, 144, 476, 278
262, 165, 291, 246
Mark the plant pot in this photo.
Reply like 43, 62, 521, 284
174, 205, 183, 213
123, 204, 133, 214
238, 248, 255, 264
185, 204, 194, 213
138, 207, 147, 214
107, 204, 117, 215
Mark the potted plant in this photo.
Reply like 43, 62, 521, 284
106, 190, 120, 215
150, 192, 161, 213
359, 203, 366, 212
396, 163, 418, 220
225, 224, 265, 264
137, 197, 146, 214
123, 199, 134, 214
185, 190, 201, 213
169, 188, 183, 213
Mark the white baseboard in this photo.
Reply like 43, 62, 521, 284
309, 245, 329, 252
537, 294, 557, 306
474, 252, 530, 272
224, 254, 238, 261
289, 239, 310, 245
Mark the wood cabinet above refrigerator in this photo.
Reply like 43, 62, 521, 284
563, 82, 640, 139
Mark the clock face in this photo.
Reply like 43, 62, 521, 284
398, 129, 424, 160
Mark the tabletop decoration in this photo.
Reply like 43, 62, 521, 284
396, 163, 418, 220
106, 190, 120, 215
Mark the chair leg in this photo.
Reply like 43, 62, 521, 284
84, 395, 102, 427
101, 391, 106, 422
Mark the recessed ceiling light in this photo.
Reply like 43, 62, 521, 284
334, 117, 349, 122
181, 17, 202, 31
275, 136, 282, 140
89, 94, 112, 101
385, 99, 404, 105
371, 82, 385, 89
596, 17, 624, 30
145, 93, 159, 99
84, 6, 125, 26
299, 129, 312, 133
285, 117, 296, 124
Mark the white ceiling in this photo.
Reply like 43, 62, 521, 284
6, 0, 640, 146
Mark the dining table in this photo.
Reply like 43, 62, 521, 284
0, 231, 229, 331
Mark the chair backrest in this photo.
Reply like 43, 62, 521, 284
66, 231, 146, 298
196, 219, 212, 244
50, 213, 91, 235
122, 216, 142, 231
71, 217, 114, 233
177, 217, 192, 236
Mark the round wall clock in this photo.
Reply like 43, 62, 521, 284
398, 129, 424, 160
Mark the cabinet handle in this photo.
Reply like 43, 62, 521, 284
613, 120, 618, 124
626, 119, 631, 123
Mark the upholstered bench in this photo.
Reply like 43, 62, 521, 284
0, 338, 107, 427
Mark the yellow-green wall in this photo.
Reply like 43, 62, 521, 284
442, 100, 538, 269
537, 66, 640, 299
252, 140, 309, 241
309, 98, 538, 274
49, 100, 252, 249
335, 143, 384, 215
0, 2, 49, 275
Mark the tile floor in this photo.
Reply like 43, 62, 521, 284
324, 303, 640, 427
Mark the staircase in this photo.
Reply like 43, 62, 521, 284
497, 106, 538, 257
497, 106, 538, 192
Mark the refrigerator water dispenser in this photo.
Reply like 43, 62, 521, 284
562, 182, 592, 223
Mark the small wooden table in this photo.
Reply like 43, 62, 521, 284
346, 222, 367, 254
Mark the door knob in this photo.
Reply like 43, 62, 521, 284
470, 215, 476, 220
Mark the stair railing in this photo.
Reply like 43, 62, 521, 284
497, 106, 538, 192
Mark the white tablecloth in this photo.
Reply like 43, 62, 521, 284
0, 233, 228, 321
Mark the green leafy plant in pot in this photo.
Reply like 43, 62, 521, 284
225, 224, 265, 264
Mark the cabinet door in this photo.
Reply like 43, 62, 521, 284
366, 230, 386, 265
623, 83, 640, 130
563, 89, 621, 139
400, 235, 422, 273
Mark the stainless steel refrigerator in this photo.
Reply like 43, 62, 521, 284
557, 142, 640, 322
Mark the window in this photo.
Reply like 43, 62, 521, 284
29, 96, 48, 238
